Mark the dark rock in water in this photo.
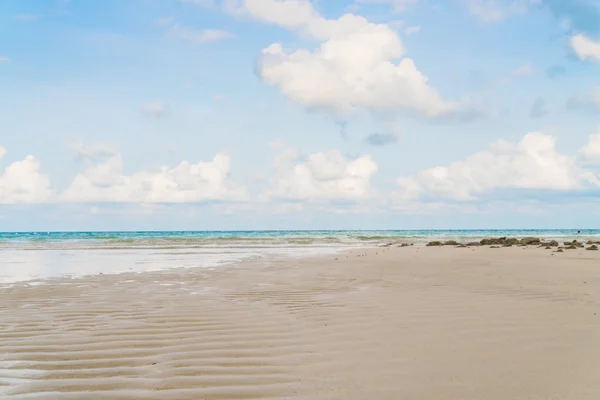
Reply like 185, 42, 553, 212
426, 241, 443, 247
587, 245, 598, 251
504, 238, 519, 246
520, 237, 541, 245
467, 242, 482, 246
444, 240, 459, 246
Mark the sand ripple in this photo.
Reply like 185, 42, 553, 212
2, 248, 600, 399
1, 271, 324, 399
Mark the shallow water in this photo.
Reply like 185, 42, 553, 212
0, 247, 342, 285
1, 229, 597, 284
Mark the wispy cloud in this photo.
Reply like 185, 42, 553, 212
155, 17, 174, 27
180, 0, 216, 7
0, 56, 9, 63
354, 0, 419, 14
141, 101, 169, 118
68, 140, 119, 161
404, 25, 421, 35
167, 25, 234, 44
512, 62, 534, 76
466, 0, 538, 22
14, 14, 38, 21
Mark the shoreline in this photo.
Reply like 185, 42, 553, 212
3, 234, 599, 286
3, 245, 600, 398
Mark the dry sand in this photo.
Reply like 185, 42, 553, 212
2, 245, 600, 399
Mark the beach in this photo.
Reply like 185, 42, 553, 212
2, 243, 600, 399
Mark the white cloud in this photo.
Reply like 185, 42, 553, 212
232, 0, 467, 120
268, 141, 378, 201
0, 147, 54, 204
404, 25, 421, 35
570, 34, 600, 62
167, 25, 233, 44
397, 132, 600, 201
141, 101, 169, 118
465, 0, 539, 22
579, 129, 600, 161
0, 57, 9, 63
62, 145, 248, 203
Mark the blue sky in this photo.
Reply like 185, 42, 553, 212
1, 0, 600, 231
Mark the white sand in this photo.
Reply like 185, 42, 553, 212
2, 245, 600, 399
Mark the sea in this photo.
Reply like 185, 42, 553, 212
1, 229, 598, 285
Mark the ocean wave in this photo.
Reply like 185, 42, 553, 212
1, 230, 599, 250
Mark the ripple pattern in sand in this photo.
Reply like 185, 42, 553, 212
0, 276, 321, 399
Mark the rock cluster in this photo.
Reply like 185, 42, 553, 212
424, 237, 600, 252
520, 237, 540, 245
561, 240, 585, 250
480, 237, 519, 246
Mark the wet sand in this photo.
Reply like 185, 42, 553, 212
2, 246, 600, 399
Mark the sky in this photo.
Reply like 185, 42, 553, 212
1, 0, 600, 231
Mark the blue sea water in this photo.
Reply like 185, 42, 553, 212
0, 229, 598, 248
0, 230, 598, 284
